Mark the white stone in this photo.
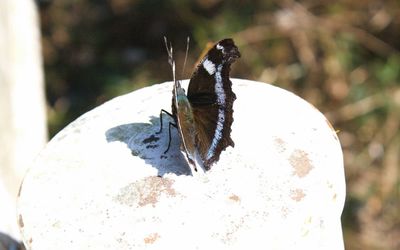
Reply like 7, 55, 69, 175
17, 79, 346, 249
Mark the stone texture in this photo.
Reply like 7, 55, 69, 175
17, 79, 346, 249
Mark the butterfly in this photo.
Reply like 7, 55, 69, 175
157, 38, 240, 174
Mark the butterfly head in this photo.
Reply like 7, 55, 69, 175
211, 38, 241, 64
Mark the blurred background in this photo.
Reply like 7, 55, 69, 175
1, 0, 399, 249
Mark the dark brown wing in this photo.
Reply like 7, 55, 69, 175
187, 38, 240, 169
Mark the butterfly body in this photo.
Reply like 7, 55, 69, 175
162, 38, 240, 174
172, 81, 204, 171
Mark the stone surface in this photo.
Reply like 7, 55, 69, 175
17, 79, 346, 249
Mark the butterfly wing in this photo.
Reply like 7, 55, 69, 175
187, 39, 240, 169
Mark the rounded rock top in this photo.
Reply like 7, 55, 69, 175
17, 79, 346, 250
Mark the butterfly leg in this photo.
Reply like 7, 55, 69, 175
156, 109, 174, 134
156, 109, 177, 154
165, 122, 177, 154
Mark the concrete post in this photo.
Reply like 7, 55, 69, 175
17, 80, 345, 249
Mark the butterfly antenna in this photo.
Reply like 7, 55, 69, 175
181, 36, 190, 78
163, 36, 173, 66
163, 36, 176, 83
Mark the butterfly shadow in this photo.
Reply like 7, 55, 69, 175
105, 116, 191, 176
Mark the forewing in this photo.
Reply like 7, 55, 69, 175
187, 38, 240, 169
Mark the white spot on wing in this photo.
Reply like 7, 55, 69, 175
214, 64, 226, 105
216, 43, 224, 51
202, 58, 216, 75
207, 64, 226, 161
